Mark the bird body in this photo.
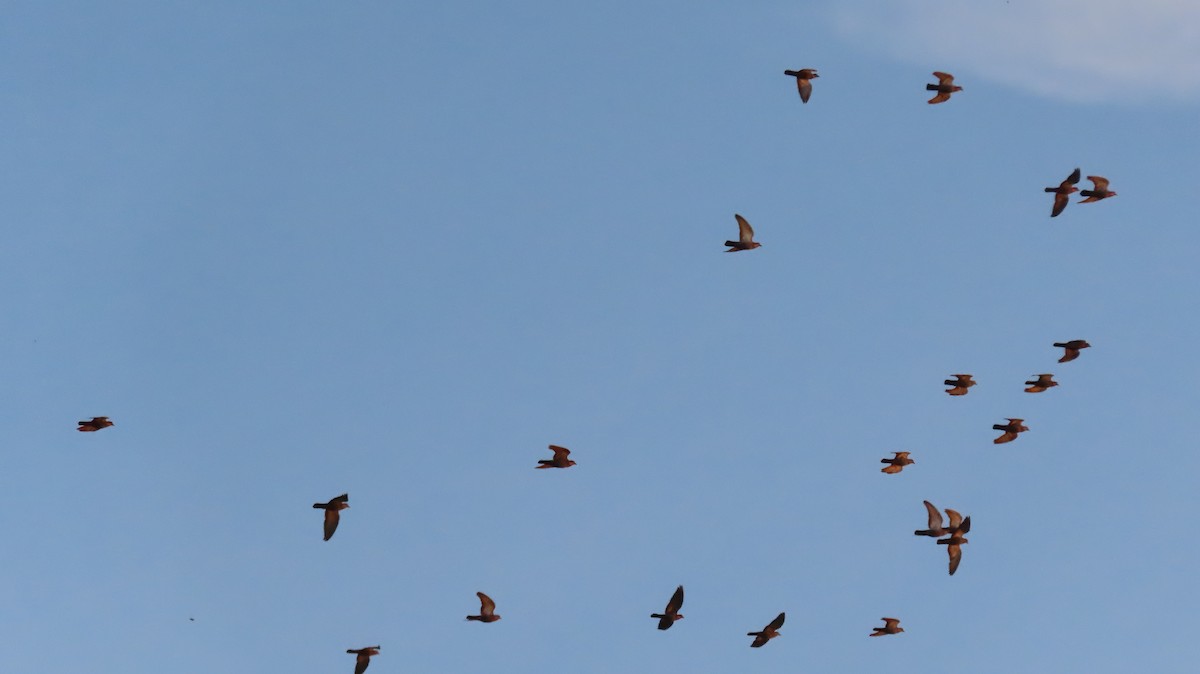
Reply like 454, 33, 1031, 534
650, 585, 685, 630
944, 374, 975, 396
870, 617, 904, 637
1024, 374, 1058, 393
1054, 340, 1090, 363
938, 520, 970, 575
77, 416, 114, 432
783, 68, 819, 103
466, 591, 501, 622
748, 612, 786, 647
313, 493, 350, 541
926, 72, 962, 104
880, 451, 914, 474
1079, 176, 1116, 202
536, 444, 576, 469
724, 214, 761, 252
346, 646, 380, 674
992, 418, 1028, 444
1045, 168, 1081, 217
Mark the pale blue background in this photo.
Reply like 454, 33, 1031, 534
4, 1, 1199, 672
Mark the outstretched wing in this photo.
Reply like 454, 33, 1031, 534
323, 509, 340, 541
1087, 176, 1110, 192
478, 592, 497, 616
923, 500, 944, 529
933, 71, 955, 85
766, 612, 786, 631
797, 77, 812, 103
666, 585, 684, 613
735, 214, 754, 244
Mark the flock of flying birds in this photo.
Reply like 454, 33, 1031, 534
73, 67, 1114, 672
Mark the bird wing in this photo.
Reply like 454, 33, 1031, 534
666, 585, 684, 613
994, 431, 1017, 444
923, 500, 944, 529
959, 516, 971, 534
933, 71, 955, 84
1051, 192, 1069, 217
354, 654, 370, 674
883, 618, 900, 628
1065, 168, 1081, 185
948, 543, 962, 575
323, 509, 340, 540
767, 612, 786, 631
330, 493, 349, 506
1087, 176, 1110, 191
735, 214, 754, 243
928, 92, 951, 104
797, 77, 812, 103
881, 463, 903, 474
945, 509, 963, 531
478, 592, 497, 616
548, 445, 571, 460
894, 451, 910, 458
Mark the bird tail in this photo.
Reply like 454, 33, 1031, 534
784, 70, 800, 76
1044, 187, 1059, 193
1079, 190, 1098, 197
312, 503, 324, 509
724, 240, 739, 247
992, 424, 1006, 430
914, 529, 934, 536
747, 631, 762, 636
925, 83, 939, 91
651, 613, 665, 618
466, 615, 482, 621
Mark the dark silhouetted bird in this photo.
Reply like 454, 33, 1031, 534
914, 500, 950, 537
992, 418, 1028, 444
881, 451, 914, 474
748, 612, 786, 647
346, 646, 380, 674
1079, 176, 1116, 202
651, 585, 685, 630
783, 68, 819, 103
944, 374, 975, 396
870, 618, 904, 637
77, 416, 114, 432
926, 72, 962, 104
313, 493, 349, 541
466, 592, 501, 622
1054, 340, 1090, 363
1045, 168, 1081, 217
1024, 374, 1058, 393
937, 516, 970, 575
536, 445, 576, 469
725, 214, 761, 252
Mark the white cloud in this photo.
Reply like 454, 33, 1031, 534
829, 0, 1200, 102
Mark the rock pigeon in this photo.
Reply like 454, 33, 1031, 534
651, 585, 685, 630
783, 68, 819, 103
926, 72, 962, 104
313, 493, 350, 541
1045, 168, 1081, 217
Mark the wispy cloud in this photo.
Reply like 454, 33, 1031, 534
829, 0, 1200, 103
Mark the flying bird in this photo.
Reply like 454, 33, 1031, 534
1079, 176, 1116, 202
77, 416, 114, 432
937, 516, 971, 575
748, 612, 786, 647
650, 585, 685, 630
870, 618, 904, 637
536, 444, 577, 469
1054, 340, 1090, 363
944, 374, 975, 396
313, 493, 350, 541
914, 500, 950, 538
724, 214, 761, 252
992, 418, 1028, 444
1024, 374, 1058, 393
346, 646, 380, 674
783, 68, 819, 103
926, 72, 962, 104
1045, 168, 1081, 217
466, 591, 501, 622
880, 451, 914, 474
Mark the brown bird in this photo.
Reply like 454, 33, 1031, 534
783, 68, 819, 103
944, 374, 975, 396
650, 585, 685, 630
992, 418, 1028, 444
880, 451, 914, 474
536, 444, 576, 469
937, 516, 970, 575
1054, 340, 1090, 363
313, 493, 349, 541
1045, 168, 1081, 217
748, 612, 786, 647
466, 591, 501, 622
77, 416, 114, 432
724, 214, 761, 252
1024, 374, 1058, 393
346, 646, 380, 674
914, 500, 950, 538
1079, 176, 1116, 203
870, 617, 904, 637
926, 71, 962, 104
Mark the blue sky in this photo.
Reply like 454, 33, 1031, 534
4, 1, 1199, 672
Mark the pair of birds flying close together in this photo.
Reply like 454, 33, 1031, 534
783, 69, 963, 105
1045, 169, 1117, 217
943, 373, 1059, 396
915, 501, 971, 575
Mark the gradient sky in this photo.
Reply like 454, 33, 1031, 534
5, 1, 1200, 672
